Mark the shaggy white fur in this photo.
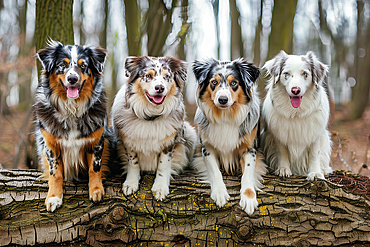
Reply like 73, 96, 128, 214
261, 51, 333, 180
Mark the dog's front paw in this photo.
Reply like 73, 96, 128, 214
45, 196, 63, 212
240, 188, 258, 215
90, 186, 105, 202
151, 182, 169, 201
276, 167, 292, 177
122, 180, 139, 196
211, 185, 230, 208
307, 171, 325, 180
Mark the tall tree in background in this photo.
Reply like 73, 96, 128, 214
212, 0, 220, 59
146, 0, 175, 56
349, 0, 370, 120
230, 0, 243, 60
259, 0, 297, 94
176, 0, 189, 60
266, 0, 297, 60
35, 0, 74, 72
124, 0, 141, 56
17, 0, 31, 107
253, 0, 262, 66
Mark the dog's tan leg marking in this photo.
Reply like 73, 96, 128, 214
243, 188, 255, 199
86, 152, 105, 202
42, 130, 64, 212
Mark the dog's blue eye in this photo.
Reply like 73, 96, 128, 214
284, 72, 290, 77
302, 71, 308, 77
164, 74, 170, 80
230, 81, 237, 86
211, 80, 218, 85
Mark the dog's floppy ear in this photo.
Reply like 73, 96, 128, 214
192, 58, 217, 85
36, 39, 63, 72
125, 56, 148, 81
233, 58, 260, 87
305, 51, 329, 87
263, 50, 288, 84
162, 56, 187, 89
90, 46, 107, 74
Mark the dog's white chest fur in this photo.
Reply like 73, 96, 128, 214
57, 128, 93, 180
124, 118, 177, 154
206, 123, 240, 154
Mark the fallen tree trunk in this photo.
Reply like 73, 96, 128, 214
0, 169, 369, 246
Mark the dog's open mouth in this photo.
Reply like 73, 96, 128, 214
290, 96, 302, 108
146, 92, 166, 105
66, 86, 81, 99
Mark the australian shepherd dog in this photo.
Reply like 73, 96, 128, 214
261, 51, 332, 180
34, 40, 108, 212
111, 56, 196, 201
192, 58, 267, 215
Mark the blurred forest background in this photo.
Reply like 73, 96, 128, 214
0, 0, 369, 177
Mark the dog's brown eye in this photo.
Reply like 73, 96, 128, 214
80, 64, 86, 69
146, 74, 152, 79
230, 81, 237, 86
60, 64, 66, 68
211, 80, 218, 85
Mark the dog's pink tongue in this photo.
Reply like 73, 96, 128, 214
152, 95, 165, 104
290, 96, 301, 108
66, 87, 79, 98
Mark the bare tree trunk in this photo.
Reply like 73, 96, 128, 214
266, 0, 297, 60
318, 0, 335, 129
253, 0, 262, 66
146, 0, 175, 57
124, 0, 142, 56
35, 0, 74, 73
17, 0, 31, 107
213, 0, 220, 59
1, 169, 369, 246
230, 0, 243, 60
100, 0, 108, 49
175, 0, 189, 61
349, 0, 370, 120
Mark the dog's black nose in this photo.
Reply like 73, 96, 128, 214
67, 75, 78, 85
218, 96, 228, 105
155, 85, 165, 93
291, 87, 301, 95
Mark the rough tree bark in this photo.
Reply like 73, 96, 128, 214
0, 169, 369, 246
35, 0, 74, 73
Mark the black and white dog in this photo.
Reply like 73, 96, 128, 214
111, 56, 196, 201
192, 58, 266, 215
34, 40, 109, 212
262, 51, 332, 180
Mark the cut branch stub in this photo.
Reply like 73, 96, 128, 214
0, 169, 369, 246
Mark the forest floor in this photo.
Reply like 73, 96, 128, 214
0, 105, 369, 178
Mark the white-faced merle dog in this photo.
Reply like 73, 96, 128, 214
192, 58, 266, 215
111, 56, 197, 201
34, 40, 109, 212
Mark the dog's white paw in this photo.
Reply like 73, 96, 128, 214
211, 185, 230, 208
122, 180, 139, 196
45, 196, 62, 212
307, 171, 325, 180
276, 167, 292, 177
151, 182, 169, 201
239, 193, 258, 215
90, 187, 105, 202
